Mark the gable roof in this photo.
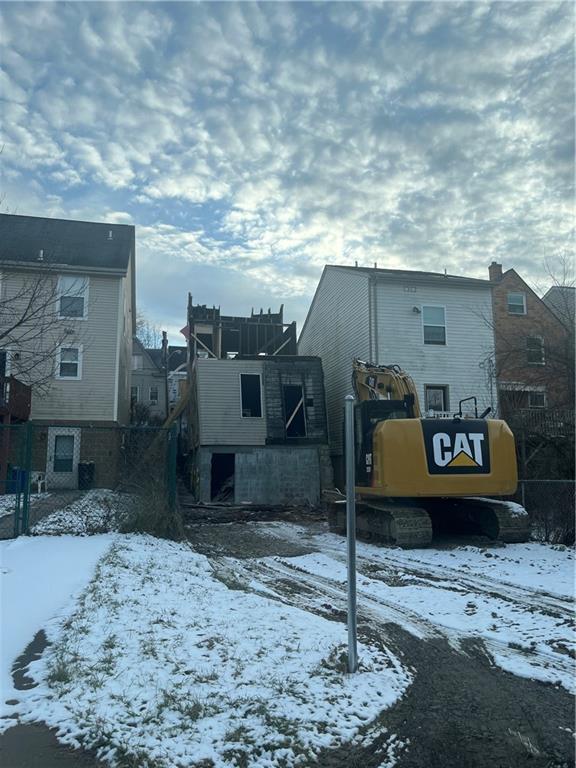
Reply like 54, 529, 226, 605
0, 213, 134, 272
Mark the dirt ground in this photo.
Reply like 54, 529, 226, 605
187, 519, 575, 768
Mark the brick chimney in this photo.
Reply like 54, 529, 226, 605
489, 261, 503, 282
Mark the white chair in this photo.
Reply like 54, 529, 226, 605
30, 471, 47, 494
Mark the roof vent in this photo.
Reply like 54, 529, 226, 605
38, 249, 44, 261
108, 230, 113, 240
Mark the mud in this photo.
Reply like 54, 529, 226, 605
188, 519, 576, 768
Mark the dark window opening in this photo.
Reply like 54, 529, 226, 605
211, 453, 235, 501
241, 374, 262, 417
54, 435, 74, 473
424, 385, 449, 413
283, 385, 306, 437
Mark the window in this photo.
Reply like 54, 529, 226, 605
240, 373, 262, 418
527, 336, 545, 365
130, 386, 139, 405
507, 292, 526, 315
283, 385, 307, 437
422, 306, 446, 345
132, 354, 143, 370
58, 275, 88, 319
54, 435, 74, 473
424, 385, 449, 413
528, 391, 546, 409
149, 385, 159, 405
56, 346, 82, 379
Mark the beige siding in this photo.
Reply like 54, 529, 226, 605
298, 267, 371, 453
373, 279, 496, 414
196, 359, 267, 445
0, 269, 123, 422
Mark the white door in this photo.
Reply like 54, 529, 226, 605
46, 427, 81, 489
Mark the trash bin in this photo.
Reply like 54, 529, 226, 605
78, 462, 95, 490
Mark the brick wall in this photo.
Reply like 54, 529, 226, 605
492, 269, 573, 410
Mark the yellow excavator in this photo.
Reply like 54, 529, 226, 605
328, 359, 530, 547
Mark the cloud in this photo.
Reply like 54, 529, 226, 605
0, 1, 573, 340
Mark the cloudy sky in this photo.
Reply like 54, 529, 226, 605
1, 1, 573, 342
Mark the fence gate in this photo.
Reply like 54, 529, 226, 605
0, 422, 33, 539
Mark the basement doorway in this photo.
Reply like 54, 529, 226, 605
211, 453, 235, 501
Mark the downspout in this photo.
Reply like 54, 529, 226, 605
372, 276, 380, 365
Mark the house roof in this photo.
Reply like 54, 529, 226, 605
146, 346, 187, 372
542, 285, 575, 326
0, 213, 134, 272
327, 264, 490, 288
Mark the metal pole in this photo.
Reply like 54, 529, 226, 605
345, 394, 358, 673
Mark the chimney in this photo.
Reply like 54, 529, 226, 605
489, 261, 503, 282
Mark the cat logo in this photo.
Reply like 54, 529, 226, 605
421, 420, 490, 475
432, 432, 484, 468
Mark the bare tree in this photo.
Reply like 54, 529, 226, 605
136, 312, 162, 349
0, 263, 87, 396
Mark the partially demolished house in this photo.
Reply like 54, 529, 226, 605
186, 298, 332, 504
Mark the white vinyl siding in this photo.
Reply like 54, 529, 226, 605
299, 267, 495, 454
298, 267, 370, 453
195, 359, 267, 445
373, 279, 495, 419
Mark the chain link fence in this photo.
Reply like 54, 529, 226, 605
0, 423, 179, 540
512, 479, 575, 545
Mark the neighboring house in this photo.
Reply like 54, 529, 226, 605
489, 262, 573, 415
0, 213, 135, 488
130, 338, 167, 422
146, 344, 188, 413
542, 285, 575, 330
186, 301, 331, 504
298, 264, 497, 481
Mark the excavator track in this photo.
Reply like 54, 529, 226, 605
328, 496, 530, 548
328, 500, 433, 548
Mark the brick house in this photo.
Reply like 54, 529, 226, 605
488, 262, 573, 415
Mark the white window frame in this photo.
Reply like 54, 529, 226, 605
57, 275, 89, 320
424, 384, 449, 413
507, 292, 526, 315
526, 336, 545, 366
149, 385, 159, 405
239, 372, 263, 419
528, 390, 546, 409
131, 385, 140, 404
55, 345, 83, 380
422, 305, 447, 346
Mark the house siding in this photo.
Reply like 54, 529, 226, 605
30, 274, 121, 422
298, 267, 370, 453
299, 267, 496, 458
195, 359, 267, 445
373, 278, 496, 415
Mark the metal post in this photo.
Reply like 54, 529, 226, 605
345, 394, 358, 673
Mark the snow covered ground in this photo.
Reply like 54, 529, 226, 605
30, 489, 135, 535
0, 534, 114, 719
226, 523, 575, 692
0, 492, 51, 520
1, 506, 574, 768
6, 535, 410, 767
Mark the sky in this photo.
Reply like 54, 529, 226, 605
1, 1, 574, 343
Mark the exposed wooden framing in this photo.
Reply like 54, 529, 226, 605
189, 331, 218, 359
